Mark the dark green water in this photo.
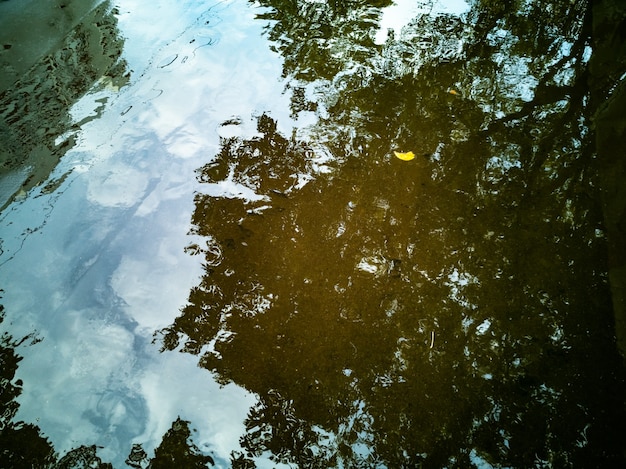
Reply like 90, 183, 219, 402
1, 0, 625, 467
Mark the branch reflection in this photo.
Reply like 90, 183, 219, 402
160, 0, 626, 466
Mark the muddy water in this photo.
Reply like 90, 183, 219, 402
1, 0, 625, 467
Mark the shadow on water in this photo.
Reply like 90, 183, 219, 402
157, 0, 626, 467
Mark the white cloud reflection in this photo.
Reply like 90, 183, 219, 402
87, 163, 149, 208
375, 0, 470, 44
0, 0, 295, 466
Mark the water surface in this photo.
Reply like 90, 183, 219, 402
1, 0, 625, 467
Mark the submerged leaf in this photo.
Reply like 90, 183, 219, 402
394, 150, 415, 161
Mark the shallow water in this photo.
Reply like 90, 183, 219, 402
0, 0, 625, 467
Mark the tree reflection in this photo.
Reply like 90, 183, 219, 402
0, 293, 218, 467
127, 417, 215, 469
162, 0, 626, 467
0, 297, 116, 468
0, 298, 57, 467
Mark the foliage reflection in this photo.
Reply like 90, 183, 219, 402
161, 0, 626, 467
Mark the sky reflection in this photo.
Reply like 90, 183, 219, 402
0, 0, 298, 466
1, 0, 623, 467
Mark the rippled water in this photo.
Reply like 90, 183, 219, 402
1, 0, 625, 467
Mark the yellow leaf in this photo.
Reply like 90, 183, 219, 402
394, 150, 415, 161
448, 89, 459, 95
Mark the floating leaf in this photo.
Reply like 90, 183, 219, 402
394, 151, 415, 161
